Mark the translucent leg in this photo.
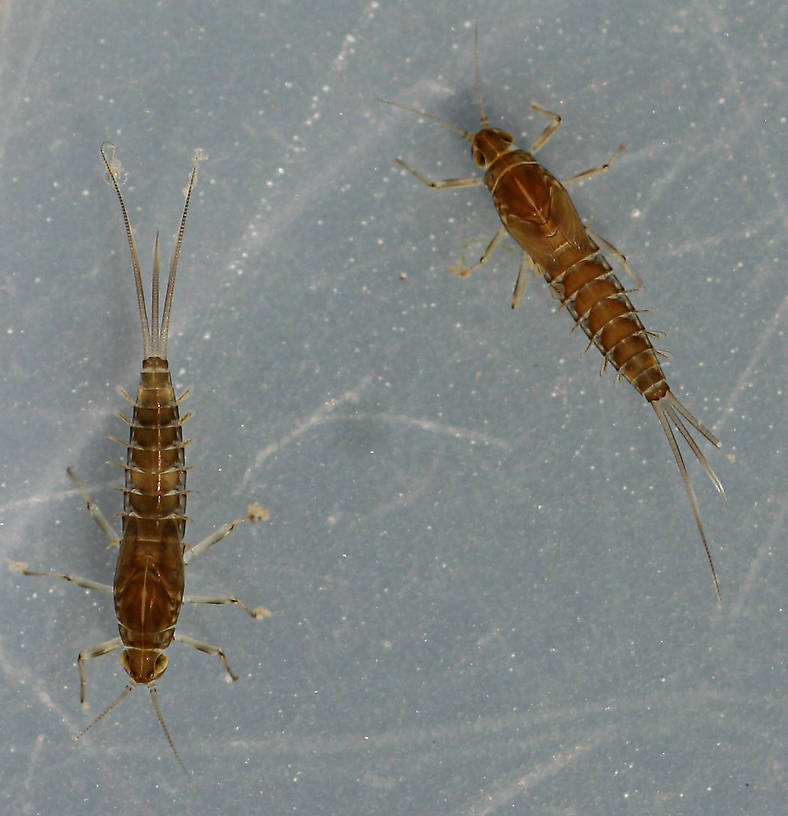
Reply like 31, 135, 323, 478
8, 559, 121, 703
181, 502, 270, 618
78, 637, 123, 703
529, 103, 563, 152
183, 502, 268, 564
562, 144, 625, 186
394, 158, 483, 191
511, 254, 543, 308
174, 632, 239, 682
183, 592, 272, 620
586, 226, 642, 289
449, 224, 507, 278
67, 466, 120, 548
8, 561, 113, 596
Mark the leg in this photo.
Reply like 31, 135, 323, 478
511, 253, 543, 308
78, 637, 123, 703
182, 502, 268, 565
67, 467, 120, 548
586, 226, 642, 289
182, 503, 270, 618
449, 224, 507, 278
529, 104, 563, 153
174, 632, 239, 682
395, 158, 483, 191
562, 144, 625, 186
9, 559, 119, 703
183, 592, 272, 620
8, 561, 113, 596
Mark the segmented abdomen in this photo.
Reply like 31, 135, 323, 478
489, 153, 670, 404
549, 255, 669, 401
122, 356, 187, 539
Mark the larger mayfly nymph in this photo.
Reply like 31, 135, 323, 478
10, 144, 271, 773
385, 26, 725, 600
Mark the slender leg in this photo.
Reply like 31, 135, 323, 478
562, 144, 625, 186
181, 503, 271, 618
183, 502, 268, 564
394, 157, 503, 280
394, 158, 483, 190
511, 255, 529, 308
67, 467, 120, 548
8, 561, 113, 595
8, 560, 120, 704
78, 637, 123, 703
174, 632, 239, 682
586, 226, 642, 289
511, 253, 543, 308
183, 592, 272, 620
529, 104, 563, 152
450, 224, 507, 278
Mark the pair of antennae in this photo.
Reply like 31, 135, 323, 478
76, 681, 188, 775
380, 24, 489, 141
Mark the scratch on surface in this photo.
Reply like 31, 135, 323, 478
343, 447, 441, 533
351, 410, 510, 450
0, 631, 78, 736
0, 467, 111, 527
239, 375, 374, 492
463, 726, 617, 815
238, 375, 511, 491
663, 211, 781, 258
698, 0, 788, 213
332, 32, 356, 72
716, 290, 787, 433
240, 375, 511, 492
730, 494, 786, 620
0, 0, 56, 161
231, 1, 383, 262
332, 1, 380, 71
207, 686, 739, 764
22, 734, 45, 809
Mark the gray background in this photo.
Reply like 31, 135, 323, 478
0, 1, 784, 814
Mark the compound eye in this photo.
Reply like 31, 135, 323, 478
154, 653, 168, 677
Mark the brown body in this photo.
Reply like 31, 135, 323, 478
10, 144, 267, 771
115, 356, 187, 684
388, 30, 726, 599
481, 141, 668, 401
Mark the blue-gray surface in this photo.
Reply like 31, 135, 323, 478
0, 1, 784, 814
